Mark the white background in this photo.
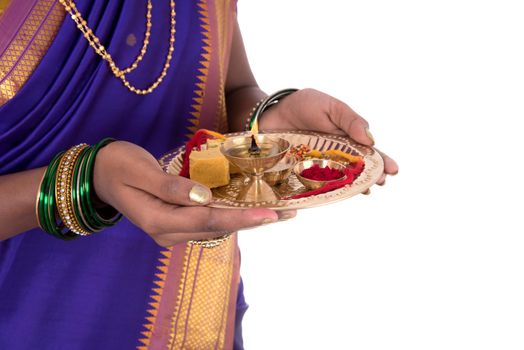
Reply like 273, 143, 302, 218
237, 1, 524, 349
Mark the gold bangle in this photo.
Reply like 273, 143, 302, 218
189, 232, 233, 249
244, 98, 265, 131
55, 144, 90, 236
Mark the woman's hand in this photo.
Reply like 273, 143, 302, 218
93, 141, 293, 247
259, 88, 398, 186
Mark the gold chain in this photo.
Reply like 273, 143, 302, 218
58, 0, 176, 95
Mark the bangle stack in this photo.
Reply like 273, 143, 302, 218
37, 138, 122, 240
244, 88, 298, 131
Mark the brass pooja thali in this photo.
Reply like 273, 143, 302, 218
159, 130, 384, 210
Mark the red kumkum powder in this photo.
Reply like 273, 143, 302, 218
300, 164, 344, 181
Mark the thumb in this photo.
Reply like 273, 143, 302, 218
137, 171, 213, 206
329, 100, 374, 146
156, 174, 212, 205
94, 141, 212, 206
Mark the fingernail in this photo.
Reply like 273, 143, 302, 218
365, 128, 375, 145
189, 184, 211, 204
279, 213, 295, 221
261, 217, 277, 225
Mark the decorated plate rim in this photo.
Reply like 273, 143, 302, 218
159, 130, 384, 210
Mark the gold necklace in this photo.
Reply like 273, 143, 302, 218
58, 0, 176, 95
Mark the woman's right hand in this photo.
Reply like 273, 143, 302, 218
93, 141, 291, 247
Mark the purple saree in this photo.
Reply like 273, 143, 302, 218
0, 0, 246, 349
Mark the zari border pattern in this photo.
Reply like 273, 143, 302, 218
137, 237, 238, 350
185, 0, 212, 138
0, 0, 12, 17
0, 0, 64, 106
137, 1, 239, 348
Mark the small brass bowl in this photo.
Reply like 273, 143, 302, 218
294, 158, 347, 190
263, 156, 297, 186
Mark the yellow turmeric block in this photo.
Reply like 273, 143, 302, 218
189, 148, 230, 188
204, 139, 241, 174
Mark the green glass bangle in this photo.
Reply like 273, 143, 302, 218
38, 151, 76, 240
48, 160, 77, 240
38, 152, 63, 236
79, 145, 103, 229
83, 138, 122, 227
81, 146, 106, 231
37, 138, 123, 240
245, 88, 298, 131
42, 173, 58, 236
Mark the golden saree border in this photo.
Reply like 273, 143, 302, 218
138, 236, 240, 350
185, 0, 213, 138
194, 0, 237, 134
0, 0, 64, 106
0, 0, 12, 17
210, 0, 236, 133
169, 236, 239, 349
138, 2, 240, 348
184, 0, 237, 135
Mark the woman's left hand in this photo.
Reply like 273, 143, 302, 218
258, 88, 398, 187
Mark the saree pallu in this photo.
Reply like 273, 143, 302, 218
0, 0, 246, 349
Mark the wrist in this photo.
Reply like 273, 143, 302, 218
226, 86, 267, 132
92, 143, 113, 206
257, 105, 281, 131
244, 88, 298, 132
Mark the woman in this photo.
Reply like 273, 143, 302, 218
0, 0, 398, 348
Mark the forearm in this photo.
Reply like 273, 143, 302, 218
224, 18, 268, 132
0, 167, 45, 240
226, 85, 266, 132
